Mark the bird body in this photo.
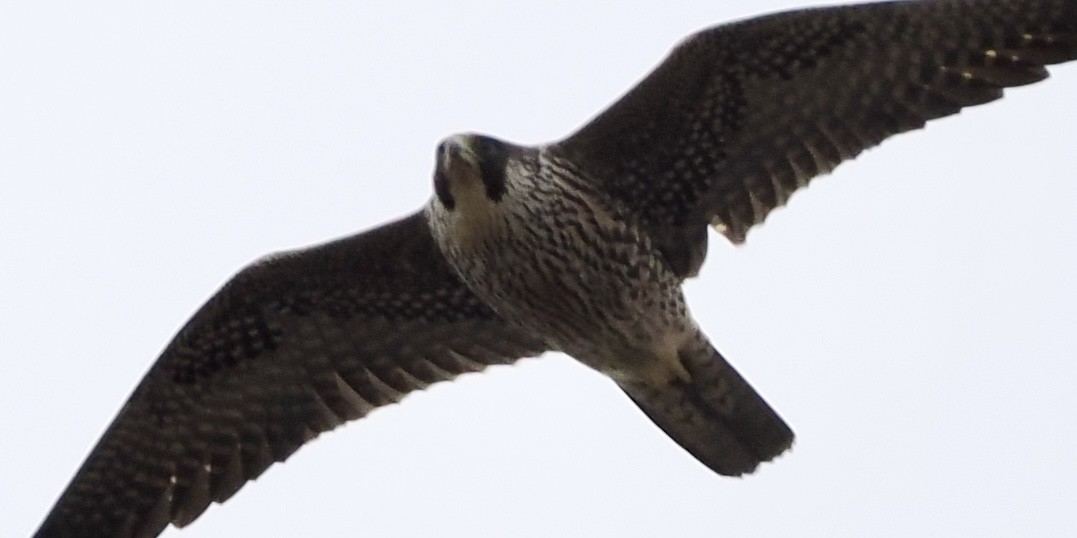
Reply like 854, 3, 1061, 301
428, 135, 692, 381
32, 1, 1077, 536
427, 134, 795, 474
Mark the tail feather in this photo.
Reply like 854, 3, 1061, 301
619, 343, 793, 476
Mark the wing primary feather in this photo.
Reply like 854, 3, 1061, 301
555, 0, 1077, 247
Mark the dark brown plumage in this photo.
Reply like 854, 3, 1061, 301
557, 0, 1077, 269
35, 1, 1077, 536
37, 214, 547, 537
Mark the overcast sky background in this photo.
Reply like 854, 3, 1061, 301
3, 1, 1076, 536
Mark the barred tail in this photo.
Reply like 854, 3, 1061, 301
619, 343, 793, 475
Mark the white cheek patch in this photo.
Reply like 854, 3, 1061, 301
452, 172, 490, 206
441, 169, 503, 251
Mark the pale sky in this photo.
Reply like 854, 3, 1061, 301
3, 1, 1076, 536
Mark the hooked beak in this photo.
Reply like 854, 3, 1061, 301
434, 135, 481, 211
438, 135, 480, 171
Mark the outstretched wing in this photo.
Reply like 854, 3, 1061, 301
554, 0, 1077, 269
35, 211, 548, 538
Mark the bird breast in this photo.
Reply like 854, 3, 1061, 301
427, 162, 690, 364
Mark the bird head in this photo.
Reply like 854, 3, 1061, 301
433, 134, 511, 211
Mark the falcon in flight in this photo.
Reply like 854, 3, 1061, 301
36, 1, 1077, 536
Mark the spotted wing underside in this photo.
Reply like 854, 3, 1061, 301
35, 211, 547, 538
556, 0, 1077, 266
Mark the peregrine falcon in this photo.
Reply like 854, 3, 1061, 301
35, 1, 1077, 536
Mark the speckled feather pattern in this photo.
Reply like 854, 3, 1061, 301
557, 0, 1077, 247
429, 149, 692, 372
36, 214, 548, 538
35, 1, 1077, 536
